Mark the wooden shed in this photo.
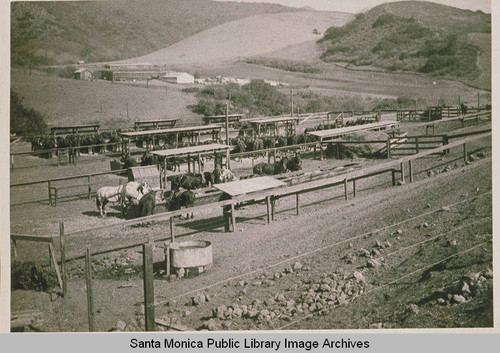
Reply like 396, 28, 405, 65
74, 68, 93, 81
127, 165, 161, 189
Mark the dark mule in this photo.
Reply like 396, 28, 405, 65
169, 189, 196, 219
286, 154, 302, 172
138, 191, 156, 217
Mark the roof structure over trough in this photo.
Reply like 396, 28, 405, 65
151, 143, 230, 158
307, 121, 398, 141
214, 176, 286, 197
120, 125, 221, 137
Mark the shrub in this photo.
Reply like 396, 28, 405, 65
10, 91, 48, 136
372, 14, 399, 28
12, 261, 57, 291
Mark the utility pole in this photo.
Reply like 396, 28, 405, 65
290, 88, 294, 117
225, 102, 230, 170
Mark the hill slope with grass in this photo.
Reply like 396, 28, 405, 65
11, 0, 302, 66
318, 1, 491, 89
121, 11, 351, 66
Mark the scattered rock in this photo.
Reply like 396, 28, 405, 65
293, 262, 302, 271
437, 298, 446, 306
452, 294, 467, 304
441, 206, 451, 212
407, 304, 419, 315
203, 319, 217, 331
116, 320, 127, 332
370, 322, 383, 329
353, 271, 366, 283
367, 259, 382, 268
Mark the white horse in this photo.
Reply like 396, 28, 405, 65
96, 181, 151, 218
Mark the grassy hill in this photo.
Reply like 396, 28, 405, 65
11, 0, 301, 66
121, 11, 351, 66
318, 1, 491, 88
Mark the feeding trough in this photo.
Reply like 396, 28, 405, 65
169, 240, 212, 277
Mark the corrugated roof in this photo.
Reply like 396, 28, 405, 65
214, 176, 286, 196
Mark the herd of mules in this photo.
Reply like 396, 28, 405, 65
96, 153, 302, 220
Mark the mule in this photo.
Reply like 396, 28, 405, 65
96, 181, 150, 218
138, 191, 156, 217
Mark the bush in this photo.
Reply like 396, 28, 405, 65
10, 91, 48, 136
372, 14, 399, 28
12, 261, 57, 291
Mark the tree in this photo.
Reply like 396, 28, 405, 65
10, 91, 48, 136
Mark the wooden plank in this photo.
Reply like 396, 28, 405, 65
11, 234, 55, 243
85, 248, 95, 332
49, 243, 63, 289
142, 244, 156, 331
59, 222, 67, 297
214, 176, 286, 196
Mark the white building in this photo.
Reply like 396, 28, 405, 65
162, 72, 195, 84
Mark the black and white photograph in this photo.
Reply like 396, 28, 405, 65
3, 0, 494, 336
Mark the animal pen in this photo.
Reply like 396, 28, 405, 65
119, 125, 222, 154
10, 131, 491, 331
151, 143, 231, 189
248, 116, 299, 137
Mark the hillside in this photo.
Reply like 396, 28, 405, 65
11, 0, 302, 66
121, 11, 352, 66
318, 1, 491, 88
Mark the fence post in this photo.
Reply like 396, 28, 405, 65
400, 163, 405, 183
231, 203, 236, 232
386, 138, 391, 159
352, 179, 356, 198
11, 155, 14, 172
271, 197, 276, 221
463, 143, 467, 162
85, 248, 95, 332
296, 193, 300, 216
344, 178, 348, 200
392, 170, 396, 186
415, 137, 419, 154
164, 245, 171, 275
48, 181, 52, 206
142, 243, 156, 331
59, 222, 67, 297
266, 196, 271, 224
87, 175, 91, 200
169, 216, 175, 243
409, 160, 414, 183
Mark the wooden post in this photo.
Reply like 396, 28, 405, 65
187, 155, 191, 173
197, 153, 202, 174
142, 244, 156, 331
48, 181, 52, 205
352, 179, 356, 198
11, 155, 14, 172
54, 189, 58, 207
271, 197, 276, 221
12, 239, 18, 260
463, 143, 467, 162
85, 248, 95, 332
87, 175, 91, 200
296, 193, 300, 216
266, 196, 271, 224
392, 170, 396, 186
273, 148, 277, 164
386, 138, 391, 159
409, 160, 414, 183
415, 137, 419, 154
344, 178, 348, 200
164, 245, 171, 275
59, 222, 67, 297
169, 216, 175, 243
230, 203, 236, 232
400, 163, 405, 183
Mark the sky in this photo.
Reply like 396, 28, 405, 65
214, 0, 491, 13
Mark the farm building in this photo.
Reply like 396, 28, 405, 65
162, 72, 195, 84
112, 70, 166, 82
73, 68, 93, 81
93, 70, 114, 81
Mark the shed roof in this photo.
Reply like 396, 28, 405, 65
250, 116, 300, 124
151, 143, 230, 158
74, 68, 92, 73
307, 121, 397, 139
214, 176, 286, 196
120, 125, 221, 137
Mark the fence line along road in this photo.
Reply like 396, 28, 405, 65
64, 132, 491, 238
